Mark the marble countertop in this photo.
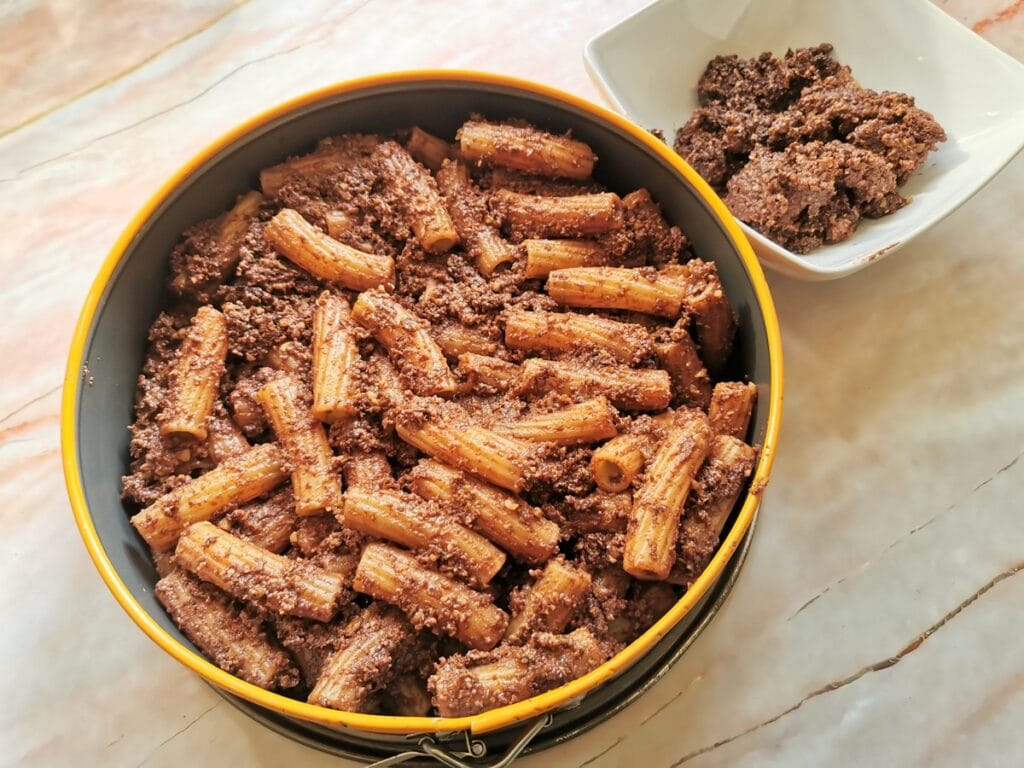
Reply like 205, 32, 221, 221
2, 1, 1022, 766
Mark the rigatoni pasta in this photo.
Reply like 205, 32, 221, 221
522, 238, 609, 278
547, 266, 686, 317
175, 522, 346, 622
491, 189, 623, 238
155, 569, 299, 690
310, 291, 360, 422
342, 487, 506, 586
624, 410, 714, 580
394, 398, 534, 492
372, 140, 459, 254
124, 113, 754, 718
256, 375, 343, 516
518, 358, 671, 411
505, 559, 592, 643
436, 159, 518, 275
159, 306, 228, 440
457, 120, 596, 179
494, 396, 618, 445
264, 208, 395, 291
708, 381, 758, 440
504, 309, 653, 364
351, 290, 457, 396
353, 542, 508, 652
406, 459, 560, 564
131, 443, 287, 552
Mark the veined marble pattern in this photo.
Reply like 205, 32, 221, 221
0, 1, 1021, 766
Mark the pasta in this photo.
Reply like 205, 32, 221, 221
372, 140, 459, 254
493, 396, 619, 445
517, 358, 672, 411
353, 542, 509, 651
351, 289, 457, 396
624, 410, 714, 580
436, 159, 518, 275
431, 629, 605, 717
458, 120, 596, 179
131, 443, 287, 552
175, 522, 346, 622
406, 459, 560, 565
124, 114, 753, 716
307, 605, 413, 711
155, 569, 299, 690
546, 266, 686, 317
504, 309, 654, 364
394, 398, 534, 492
264, 208, 395, 291
159, 306, 228, 440
310, 291, 360, 422
256, 375, 343, 516
708, 381, 758, 440
490, 189, 623, 238
342, 486, 506, 586
505, 559, 592, 643
522, 238, 609, 279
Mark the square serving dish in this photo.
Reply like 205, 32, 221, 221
584, 0, 1024, 280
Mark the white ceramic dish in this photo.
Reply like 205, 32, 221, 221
584, 0, 1024, 280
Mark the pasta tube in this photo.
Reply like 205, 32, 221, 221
430, 629, 606, 717
264, 208, 395, 291
518, 358, 671, 412
373, 141, 459, 254
342, 487, 506, 586
132, 443, 287, 552
155, 569, 299, 690
342, 451, 394, 490
407, 459, 560, 564
669, 435, 757, 586
505, 559, 592, 642
311, 292, 360, 422
308, 604, 412, 711
432, 322, 498, 359
591, 433, 650, 492
494, 397, 618, 446
406, 126, 455, 172
624, 409, 713, 580
353, 543, 508, 651
351, 290, 457, 397
654, 326, 713, 410
708, 381, 758, 440
256, 375, 343, 516
547, 267, 685, 317
504, 309, 653, 364
523, 239, 609, 279
259, 134, 380, 196
159, 306, 228, 440
458, 120, 596, 179
559, 492, 631, 535
457, 353, 520, 392
676, 259, 737, 374
394, 398, 533, 492
175, 522, 346, 622
490, 189, 623, 238
436, 159, 518, 275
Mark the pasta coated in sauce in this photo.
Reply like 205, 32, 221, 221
122, 116, 757, 717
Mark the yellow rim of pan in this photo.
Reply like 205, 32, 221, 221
61, 70, 783, 736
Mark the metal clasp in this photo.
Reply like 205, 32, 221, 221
366, 715, 552, 768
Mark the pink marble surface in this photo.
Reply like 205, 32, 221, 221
1, 1, 1022, 766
